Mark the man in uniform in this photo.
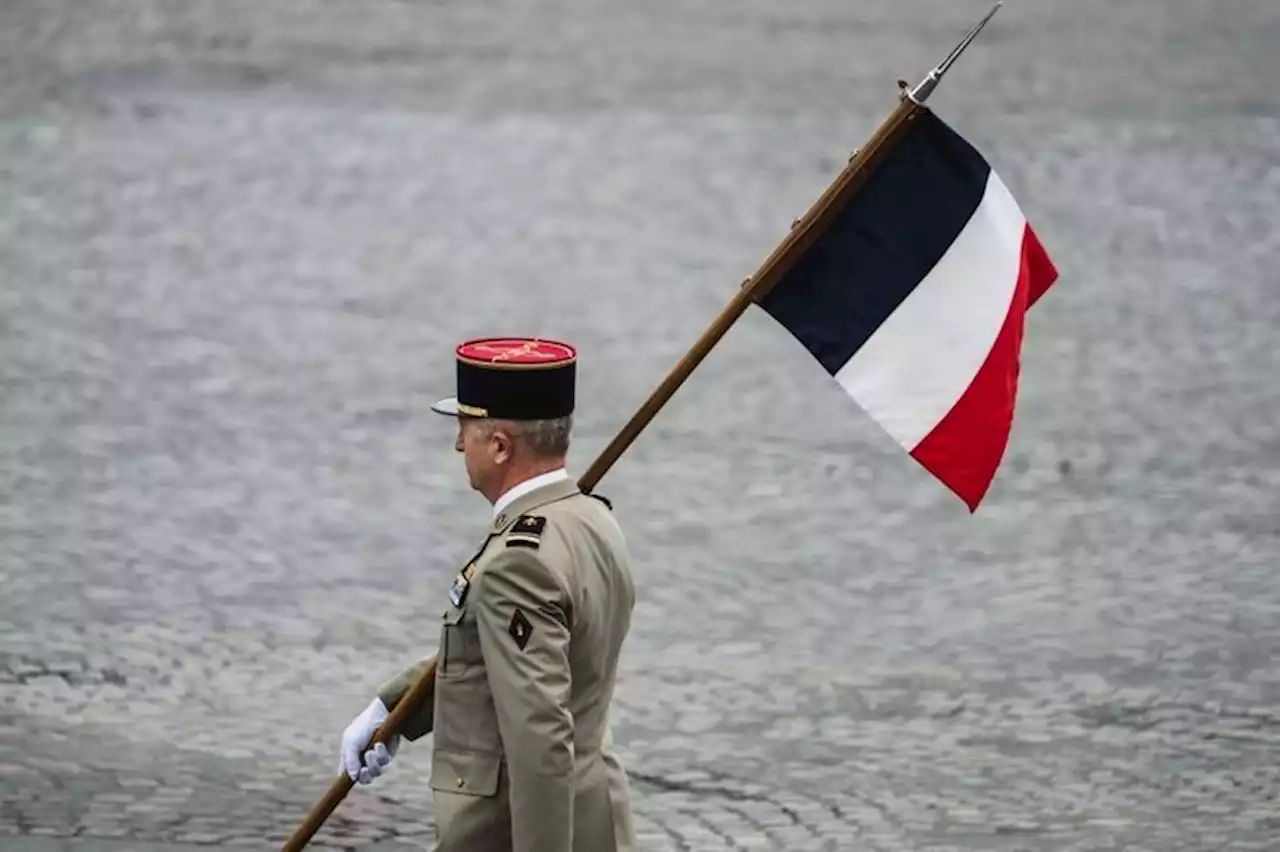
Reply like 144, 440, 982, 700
337, 336, 638, 852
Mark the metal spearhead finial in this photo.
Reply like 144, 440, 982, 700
905, 1, 1003, 105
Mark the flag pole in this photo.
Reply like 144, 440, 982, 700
278, 5, 1003, 849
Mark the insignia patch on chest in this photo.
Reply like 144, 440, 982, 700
448, 563, 475, 608
506, 514, 545, 549
508, 608, 533, 650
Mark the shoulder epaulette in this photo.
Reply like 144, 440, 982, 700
506, 514, 545, 548
586, 492, 612, 510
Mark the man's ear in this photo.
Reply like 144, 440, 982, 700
491, 425, 516, 464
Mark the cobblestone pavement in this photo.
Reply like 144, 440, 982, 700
3, 0, 1279, 849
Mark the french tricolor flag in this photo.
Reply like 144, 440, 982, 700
758, 108, 1058, 511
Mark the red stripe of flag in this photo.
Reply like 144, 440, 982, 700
909, 224, 1059, 510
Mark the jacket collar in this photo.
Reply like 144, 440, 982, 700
492, 468, 569, 519
489, 474, 580, 533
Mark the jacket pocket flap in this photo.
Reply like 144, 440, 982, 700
430, 750, 502, 797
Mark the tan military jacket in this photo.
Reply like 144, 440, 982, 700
378, 477, 637, 852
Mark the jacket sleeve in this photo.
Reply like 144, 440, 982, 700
473, 547, 574, 852
375, 657, 436, 742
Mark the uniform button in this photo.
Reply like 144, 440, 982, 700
457, 778, 465, 788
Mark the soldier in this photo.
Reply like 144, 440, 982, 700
337, 336, 638, 852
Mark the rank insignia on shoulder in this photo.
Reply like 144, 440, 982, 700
506, 514, 545, 549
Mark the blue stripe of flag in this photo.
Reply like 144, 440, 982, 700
757, 109, 993, 375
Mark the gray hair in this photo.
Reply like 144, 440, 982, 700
480, 415, 573, 457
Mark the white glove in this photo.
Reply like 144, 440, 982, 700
339, 697, 400, 785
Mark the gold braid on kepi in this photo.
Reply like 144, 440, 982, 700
430, 337, 577, 420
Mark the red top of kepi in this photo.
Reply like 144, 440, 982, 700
456, 337, 577, 368
432, 337, 577, 420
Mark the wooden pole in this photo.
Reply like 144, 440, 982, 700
280, 4, 1007, 838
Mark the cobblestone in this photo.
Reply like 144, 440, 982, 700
2, 0, 1279, 849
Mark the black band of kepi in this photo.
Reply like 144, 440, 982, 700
438, 337, 577, 420
456, 357, 575, 419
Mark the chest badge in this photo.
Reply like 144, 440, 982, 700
448, 563, 475, 608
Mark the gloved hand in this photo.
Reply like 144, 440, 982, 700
339, 697, 400, 785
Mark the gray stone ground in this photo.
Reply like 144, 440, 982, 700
2, 0, 1279, 849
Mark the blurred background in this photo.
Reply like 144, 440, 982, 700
1, 1, 1277, 849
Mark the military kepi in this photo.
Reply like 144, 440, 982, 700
431, 337, 576, 420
